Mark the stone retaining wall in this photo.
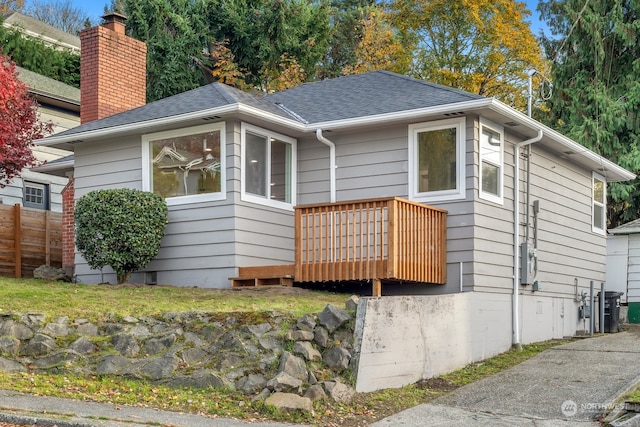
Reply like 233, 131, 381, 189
0, 299, 359, 412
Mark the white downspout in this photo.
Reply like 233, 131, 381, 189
316, 128, 336, 203
513, 129, 543, 350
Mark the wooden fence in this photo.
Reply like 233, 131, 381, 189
0, 204, 62, 278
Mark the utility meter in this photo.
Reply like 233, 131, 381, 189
520, 242, 537, 285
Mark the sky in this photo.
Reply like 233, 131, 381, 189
26, 0, 551, 37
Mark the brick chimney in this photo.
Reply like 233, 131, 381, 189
79, 12, 146, 123
63, 14, 147, 277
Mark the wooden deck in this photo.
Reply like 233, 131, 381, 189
231, 197, 447, 296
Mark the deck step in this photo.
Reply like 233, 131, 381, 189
230, 264, 295, 288
231, 276, 294, 288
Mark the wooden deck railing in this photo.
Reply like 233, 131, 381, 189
294, 197, 447, 285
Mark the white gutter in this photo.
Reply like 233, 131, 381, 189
37, 103, 307, 147
315, 129, 337, 203
512, 129, 543, 350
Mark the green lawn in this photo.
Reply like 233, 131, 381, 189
0, 277, 347, 321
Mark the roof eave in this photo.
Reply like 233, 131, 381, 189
485, 99, 636, 183
36, 94, 635, 184
31, 159, 74, 173
309, 98, 494, 131
37, 103, 307, 148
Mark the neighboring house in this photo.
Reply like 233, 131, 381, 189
1, 12, 79, 212
2, 11, 80, 53
607, 219, 640, 323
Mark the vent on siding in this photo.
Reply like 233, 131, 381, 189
202, 116, 221, 121
444, 111, 465, 117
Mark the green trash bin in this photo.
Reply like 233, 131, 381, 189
599, 291, 624, 333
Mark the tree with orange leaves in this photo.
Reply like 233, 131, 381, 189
342, 9, 410, 76
388, 0, 548, 110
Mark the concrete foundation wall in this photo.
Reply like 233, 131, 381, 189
353, 292, 580, 393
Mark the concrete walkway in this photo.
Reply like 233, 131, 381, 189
0, 330, 639, 426
373, 329, 640, 426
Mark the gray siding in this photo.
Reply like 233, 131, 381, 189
70, 110, 610, 301
229, 120, 295, 270
471, 122, 607, 301
74, 123, 241, 288
526, 146, 606, 298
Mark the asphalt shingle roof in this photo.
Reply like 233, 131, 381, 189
50, 71, 485, 138
266, 70, 484, 123
52, 83, 291, 137
16, 66, 80, 104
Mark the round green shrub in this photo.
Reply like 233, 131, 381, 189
74, 189, 168, 284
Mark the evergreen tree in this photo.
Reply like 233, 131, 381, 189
538, 0, 640, 227
205, 0, 330, 90
0, 18, 80, 87
317, 0, 376, 79
121, 0, 210, 102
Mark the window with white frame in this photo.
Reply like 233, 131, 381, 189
479, 118, 504, 203
241, 123, 296, 209
592, 173, 606, 233
142, 123, 225, 205
24, 182, 49, 210
409, 117, 466, 202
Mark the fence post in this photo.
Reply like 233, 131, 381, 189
14, 204, 21, 278
45, 210, 51, 265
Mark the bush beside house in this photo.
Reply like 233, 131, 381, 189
74, 189, 168, 284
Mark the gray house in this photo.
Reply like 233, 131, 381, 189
39, 72, 634, 382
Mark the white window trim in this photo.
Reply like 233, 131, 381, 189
142, 122, 226, 206
24, 181, 48, 210
478, 117, 504, 205
408, 117, 466, 202
241, 122, 297, 211
592, 172, 606, 234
